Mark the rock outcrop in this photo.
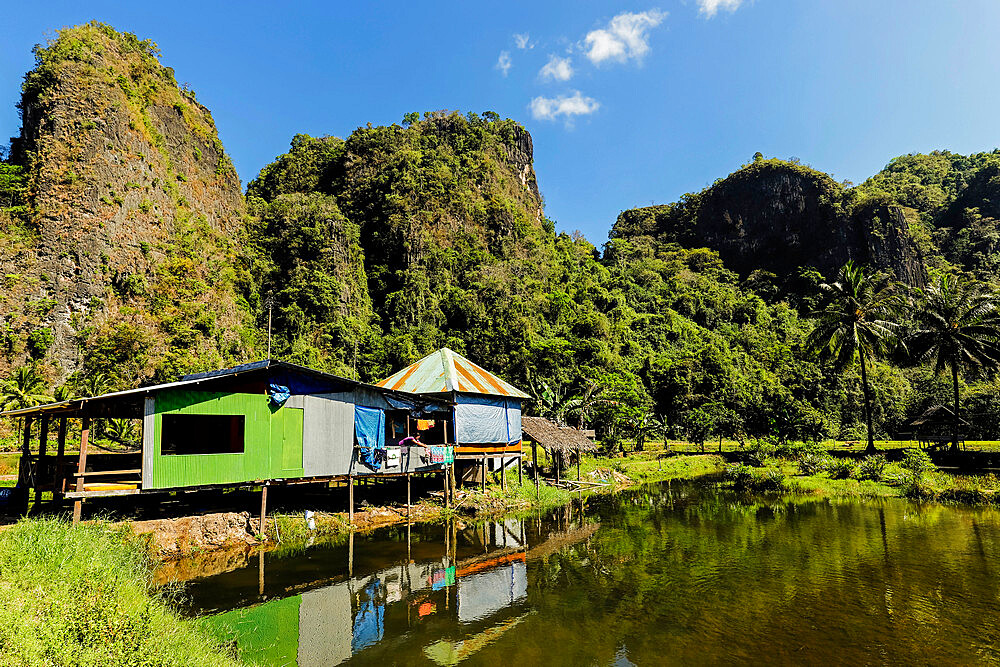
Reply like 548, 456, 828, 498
613, 160, 926, 286
3, 22, 255, 384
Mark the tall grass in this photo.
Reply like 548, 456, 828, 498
0, 517, 237, 666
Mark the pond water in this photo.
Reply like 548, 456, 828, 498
179, 482, 1000, 665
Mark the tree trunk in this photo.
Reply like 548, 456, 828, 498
859, 350, 877, 454
951, 361, 961, 452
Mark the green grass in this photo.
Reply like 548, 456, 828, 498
0, 517, 237, 666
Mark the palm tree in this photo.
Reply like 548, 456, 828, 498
564, 380, 611, 429
0, 365, 53, 412
807, 261, 901, 454
907, 275, 1000, 451
0, 365, 53, 446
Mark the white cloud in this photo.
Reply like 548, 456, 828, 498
698, 0, 744, 18
539, 55, 574, 82
514, 33, 534, 49
496, 50, 512, 76
530, 91, 599, 124
584, 9, 666, 65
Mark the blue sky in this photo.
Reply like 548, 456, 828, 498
3, 1, 1000, 243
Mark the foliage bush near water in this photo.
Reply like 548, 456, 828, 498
0, 518, 236, 666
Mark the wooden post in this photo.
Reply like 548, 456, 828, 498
259, 484, 268, 540
532, 441, 539, 498
56, 417, 67, 497
577, 447, 581, 481
406, 473, 411, 520
19, 417, 32, 488
72, 417, 90, 525
348, 530, 354, 577
518, 452, 523, 485
481, 454, 487, 493
348, 475, 354, 524
35, 417, 49, 506
449, 461, 456, 497
500, 457, 506, 492
444, 467, 450, 509
555, 451, 561, 484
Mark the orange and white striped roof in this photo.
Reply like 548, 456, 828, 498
377, 348, 530, 399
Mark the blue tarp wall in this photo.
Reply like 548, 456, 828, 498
454, 395, 523, 444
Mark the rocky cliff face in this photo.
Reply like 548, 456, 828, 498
3, 23, 255, 386
613, 160, 926, 286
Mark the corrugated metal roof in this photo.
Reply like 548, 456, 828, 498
377, 348, 531, 399
1, 359, 445, 418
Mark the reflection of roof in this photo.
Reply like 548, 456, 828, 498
904, 404, 970, 428
520, 417, 598, 453
377, 348, 530, 399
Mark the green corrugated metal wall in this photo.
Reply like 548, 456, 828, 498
150, 390, 305, 489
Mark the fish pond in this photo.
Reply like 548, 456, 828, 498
178, 482, 1000, 665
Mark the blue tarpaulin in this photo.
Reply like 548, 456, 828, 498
355, 406, 386, 471
267, 382, 291, 406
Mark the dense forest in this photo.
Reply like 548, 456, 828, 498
3, 23, 1000, 449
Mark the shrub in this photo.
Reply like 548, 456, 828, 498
826, 458, 858, 480
745, 440, 777, 467
901, 449, 935, 479
857, 455, 888, 482
725, 463, 787, 492
797, 452, 831, 475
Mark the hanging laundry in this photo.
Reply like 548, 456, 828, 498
417, 419, 436, 431
418, 602, 437, 617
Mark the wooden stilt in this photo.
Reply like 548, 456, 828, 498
444, 467, 450, 509
481, 455, 487, 493
35, 417, 49, 506
556, 452, 561, 484
72, 417, 90, 526
259, 484, 268, 539
577, 447, 581, 481
449, 462, 456, 497
19, 417, 32, 489
406, 473, 411, 520
56, 417, 67, 498
501, 457, 507, 492
348, 531, 354, 577
532, 441, 539, 498
348, 475, 354, 524
518, 453, 523, 485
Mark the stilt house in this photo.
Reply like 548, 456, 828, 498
376, 348, 530, 482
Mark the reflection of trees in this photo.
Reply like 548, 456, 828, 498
494, 488, 1000, 665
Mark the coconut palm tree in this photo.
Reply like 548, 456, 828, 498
0, 365, 53, 413
907, 274, 1000, 451
0, 365, 53, 446
807, 261, 901, 454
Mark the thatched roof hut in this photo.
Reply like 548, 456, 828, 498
521, 417, 599, 455
898, 404, 970, 445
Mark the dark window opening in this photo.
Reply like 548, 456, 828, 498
161, 414, 245, 455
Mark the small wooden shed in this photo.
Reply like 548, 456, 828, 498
520, 417, 598, 480
898, 404, 970, 448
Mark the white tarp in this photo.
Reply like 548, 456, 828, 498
455, 395, 522, 444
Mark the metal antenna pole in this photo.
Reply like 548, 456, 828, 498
264, 294, 275, 360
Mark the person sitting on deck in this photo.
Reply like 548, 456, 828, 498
398, 435, 429, 448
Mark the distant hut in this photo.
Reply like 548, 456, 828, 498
898, 404, 970, 449
520, 416, 598, 481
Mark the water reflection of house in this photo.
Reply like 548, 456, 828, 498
207, 513, 598, 666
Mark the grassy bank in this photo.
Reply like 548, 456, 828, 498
0, 517, 237, 666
